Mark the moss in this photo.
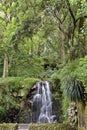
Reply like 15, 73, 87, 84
0, 77, 40, 96
0, 123, 18, 130
29, 123, 77, 130
20, 77, 40, 96
0, 77, 40, 122
0, 77, 40, 88
78, 127, 87, 130
0, 123, 78, 130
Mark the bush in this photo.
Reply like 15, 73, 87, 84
0, 123, 86, 130
0, 123, 18, 130
0, 77, 40, 122
50, 56, 87, 123
78, 127, 87, 130
29, 123, 77, 130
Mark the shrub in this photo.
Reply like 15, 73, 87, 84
0, 77, 40, 122
0, 123, 18, 130
29, 123, 77, 130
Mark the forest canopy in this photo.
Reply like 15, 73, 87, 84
0, 0, 87, 77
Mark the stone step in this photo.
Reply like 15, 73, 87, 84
17, 124, 29, 130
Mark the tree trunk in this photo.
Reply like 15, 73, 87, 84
3, 53, 9, 78
60, 32, 66, 64
70, 46, 76, 60
67, 102, 78, 126
77, 102, 86, 128
78, 17, 87, 57
82, 36, 87, 56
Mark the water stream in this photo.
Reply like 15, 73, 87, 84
32, 81, 56, 123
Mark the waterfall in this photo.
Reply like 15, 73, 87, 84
32, 81, 56, 123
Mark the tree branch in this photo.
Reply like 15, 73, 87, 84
66, 0, 76, 26
76, 15, 87, 23
58, 23, 69, 37
54, 10, 62, 24
53, 9, 69, 37
61, 11, 68, 23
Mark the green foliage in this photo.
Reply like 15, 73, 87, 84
78, 127, 87, 130
58, 56, 87, 89
10, 56, 44, 77
74, 56, 87, 87
29, 123, 77, 130
0, 0, 87, 78
0, 123, 17, 130
63, 75, 85, 102
0, 77, 40, 97
0, 106, 5, 120
58, 60, 79, 80
51, 56, 87, 123
0, 123, 77, 130
62, 96, 69, 122
0, 77, 40, 122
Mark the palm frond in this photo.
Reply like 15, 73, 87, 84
63, 75, 86, 103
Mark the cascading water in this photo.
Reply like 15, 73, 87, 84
32, 81, 56, 123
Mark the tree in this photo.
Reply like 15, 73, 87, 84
64, 76, 86, 127
0, 0, 44, 77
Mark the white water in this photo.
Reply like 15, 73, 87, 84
32, 81, 56, 123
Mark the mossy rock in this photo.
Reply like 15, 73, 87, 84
0, 77, 40, 122
29, 123, 77, 130
78, 127, 87, 130
0, 123, 18, 130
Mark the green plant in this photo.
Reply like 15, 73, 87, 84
29, 123, 77, 130
64, 76, 85, 102
0, 77, 40, 122
63, 75, 86, 127
0, 123, 18, 130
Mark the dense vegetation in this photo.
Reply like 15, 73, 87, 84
0, 123, 17, 130
0, 0, 87, 129
29, 123, 77, 130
